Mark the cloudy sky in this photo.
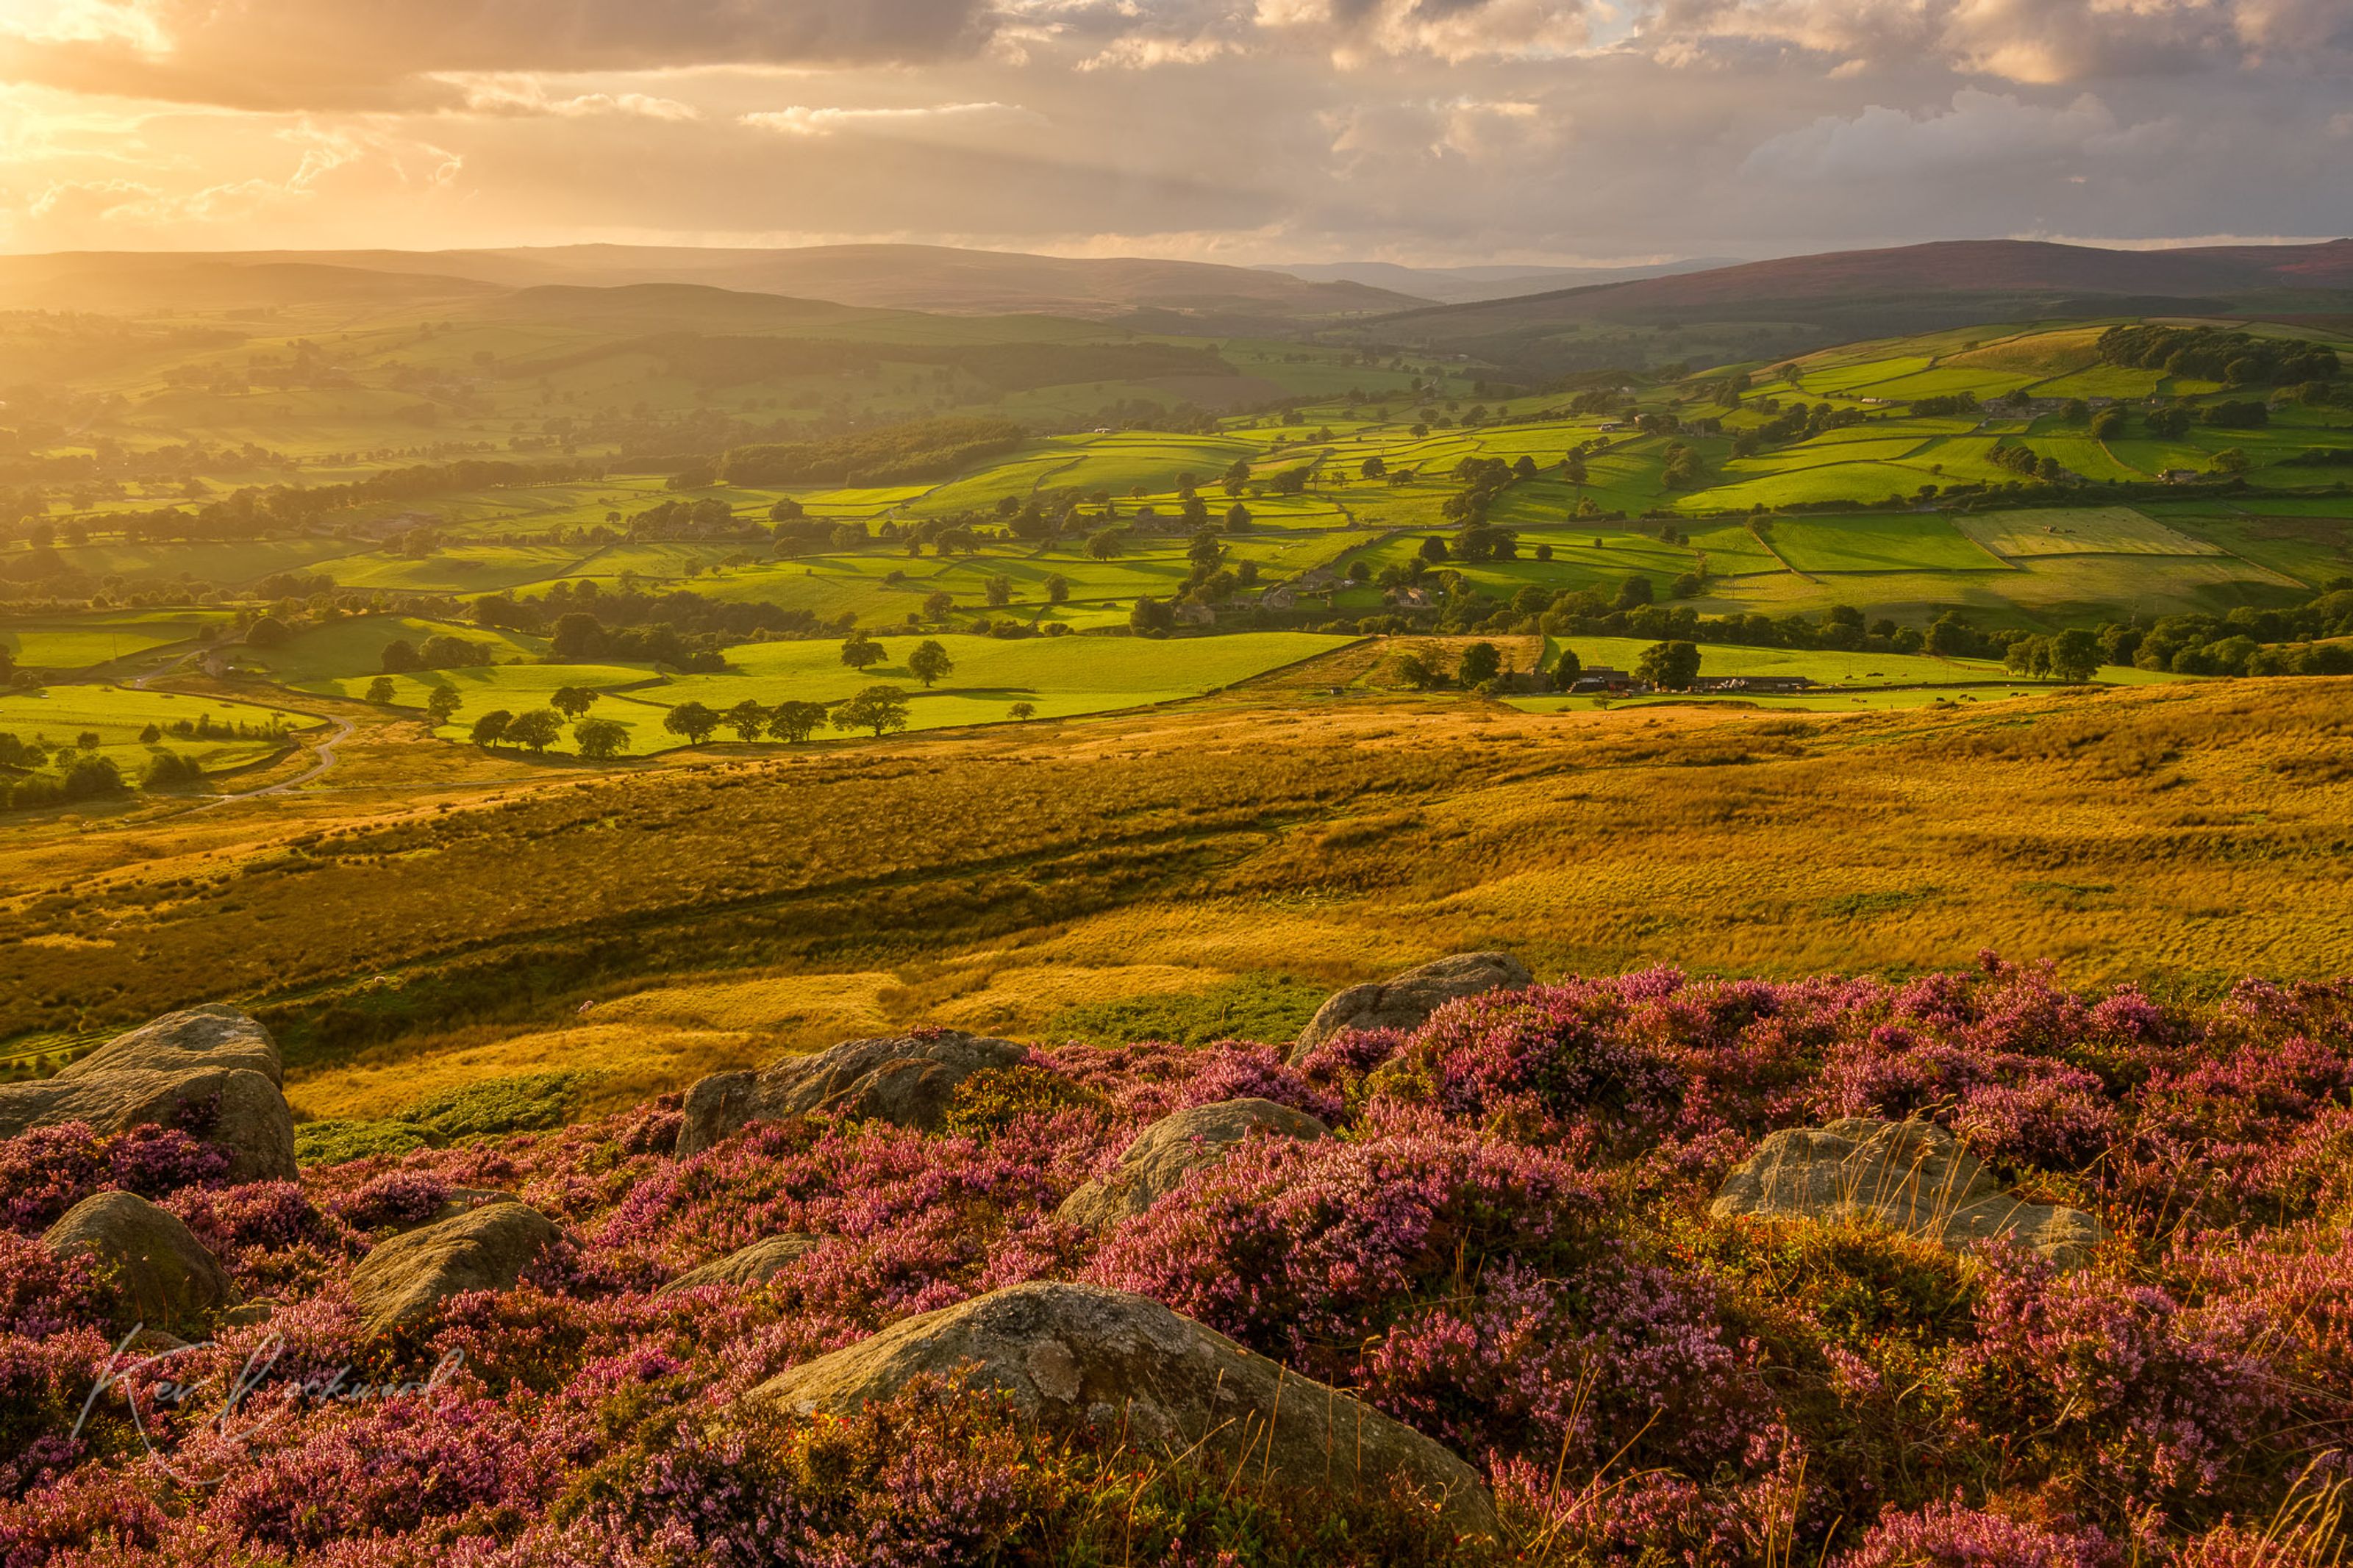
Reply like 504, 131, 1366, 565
0, 0, 2346, 263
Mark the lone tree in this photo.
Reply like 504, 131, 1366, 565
573, 717, 631, 761
922, 590, 954, 621
426, 686, 463, 726
907, 639, 954, 687
551, 686, 599, 719
1563, 449, 1588, 486
1129, 595, 1177, 637
1044, 573, 1070, 604
664, 701, 720, 746
365, 676, 396, 705
840, 631, 885, 672
504, 709, 563, 755
1008, 701, 1037, 720
1085, 529, 1124, 561
768, 700, 829, 743
723, 699, 771, 742
1551, 646, 1583, 690
1394, 651, 1443, 690
984, 576, 1013, 608
1457, 641, 1503, 687
832, 685, 911, 739
469, 709, 513, 748
1636, 640, 1702, 691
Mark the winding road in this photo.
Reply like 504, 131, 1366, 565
211, 713, 357, 803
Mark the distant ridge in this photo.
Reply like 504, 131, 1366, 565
1263, 257, 1741, 304
1357, 237, 2353, 370
0, 243, 1428, 322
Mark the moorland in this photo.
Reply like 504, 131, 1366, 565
4, 238, 2353, 1568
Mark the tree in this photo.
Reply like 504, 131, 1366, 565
469, 709, 513, 748
535, 683, 591, 720
1129, 595, 1176, 637
663, 701, 719, 746
840, 631, 885, 671
365, 676, 396, 705
832, 685, 911, 739
426, 686, 463, 726
1394, 652, 1443, 690
907, 639, 954, 687
723, 699, 771, 742
1224, 503, 1253, 532
1009, 701, 1037, 720
1563, 449, 1588, 486
1086, 529, 1124, 561
573, 717, 631, 761
768, 701, 829, 742
1635, 640, 1702, 691
549, 612, 604, 662
1614, 576, 1655, 612
985, 576, 1013, 608
1360, 455, 1386, 480
2210, 447, 2252, 475
2049, 628, 2103, 684
1418, 535, 1450, 564
246, 615, 290, 649
1551, 646, 1583, 690
1457, 641, 1503, 687
922, 590, 954, 621
380, 639, 422, 674
1044, 574, 1070, 604
504, 708, 562, 754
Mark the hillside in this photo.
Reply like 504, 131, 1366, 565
1363, 238, 2353, 370
0, 243, 1427, 323
2, 680, 2352, 1565
1265, 257, 1737, 304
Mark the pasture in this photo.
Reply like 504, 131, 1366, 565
0, 684, 307, 775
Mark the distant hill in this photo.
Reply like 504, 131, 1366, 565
1361, 238, 2353, 372
0, 243, 1424, 323
1263, 257, 1740, 304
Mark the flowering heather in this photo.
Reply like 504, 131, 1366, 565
3, 959, 2351, 1565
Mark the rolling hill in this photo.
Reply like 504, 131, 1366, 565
0, 243, 1426, 323
1358, 237, 2353, 372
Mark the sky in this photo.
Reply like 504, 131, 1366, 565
0, 0, 2346, 265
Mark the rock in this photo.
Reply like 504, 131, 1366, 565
1710, 1117, 2103, 1269
43, 1190, 233, 1333
404, 1189, 518, 1232
755, 1281, 1496, 1539
659, 1233, 824, 1294
674, 1031, 1026, 1156
0, 1006, 295, 1184
56, 1006, 282, 1086
1288, 953, 1532, 1064
1057, 1098, 1329, 1232
347, 1201, 562, 1333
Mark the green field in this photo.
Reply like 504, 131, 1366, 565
0, 684, 308, 776
0, 609, 232, 668
1765, 515, 2007, 574
1952, 507, 2224, 559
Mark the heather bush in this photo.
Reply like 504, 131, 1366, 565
4, 959, 2350, 1566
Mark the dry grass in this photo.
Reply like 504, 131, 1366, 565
4, 672, 2351, 1109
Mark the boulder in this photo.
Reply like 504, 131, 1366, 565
659, 1233, 824, 1294
674, 1031, 1026, 1156
1288, 953, 1532, 1064
1710, 1117, 2103, 1269
756, 1281, 1495, 1539
1057, 1098, 1329, 1232
44, 1190, 233, 1333
348, 1200, 562, 1333
0, 1006, 295, 1184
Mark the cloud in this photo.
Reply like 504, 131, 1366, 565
0, 0, 1001, 110
1742, 89, 2134, 180
1257, 0, 1599, 63
740, 102, 1046, 138
440, 75, 703, 121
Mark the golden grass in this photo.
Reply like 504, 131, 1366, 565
4, 670, 2352, 1109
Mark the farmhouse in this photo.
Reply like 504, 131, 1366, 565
2160, 469, 2200, 484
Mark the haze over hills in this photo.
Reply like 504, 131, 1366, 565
1263, 258, 1741, 304
0, 244, 1424, 323
1360, 237, 2353, 373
